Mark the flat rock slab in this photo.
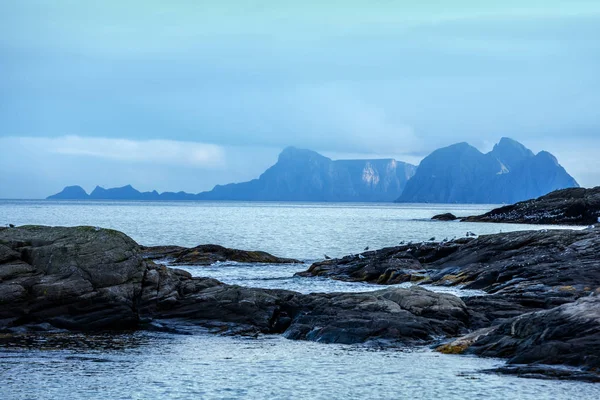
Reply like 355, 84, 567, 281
481, 365, 600, 383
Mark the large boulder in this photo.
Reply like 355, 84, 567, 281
282, 287, 469, 344
0, 226, 145, 330
468, 296, 600, 368
439, 295, 600, 381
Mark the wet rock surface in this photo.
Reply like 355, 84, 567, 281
3, 225, 599, 381
299, 227, 600, 305
0, 226, 145, 330
281, 287, 469, 344
467, 296, 600, 369
442, 296, 600, 382
141, 244, 301, 265
298, 226, 600, 380
0, 226, 467, 345
463, 186, 600, 225
295, 239, 472, 284
482, 365, 600, 383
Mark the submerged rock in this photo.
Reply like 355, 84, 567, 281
462, 186, 600, 225
0, 225, 467, 345
141, 244, 301, 265
481, 365, 600, 383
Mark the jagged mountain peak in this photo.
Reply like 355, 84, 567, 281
490, 137, 535, 171
398, 138, 578, 204
278, 146, 329, 162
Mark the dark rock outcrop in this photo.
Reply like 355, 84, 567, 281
296, 240, 471, 285
469, 296, 600, 367
0, 225, 145, 330
397, 138, 579, 204
138, 264, 470, 344
298, 227, 600, 327
299, 226, 600, 380
300, 227, 600, 292
0, 226, 468, 345
431, 213, 458, 221
463, 186, 600, 225
440, 296, 600, 381
141, 244, 301, 265
281, 287, 468, 344
484, 365, 600, 383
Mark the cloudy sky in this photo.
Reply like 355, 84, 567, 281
1, 1, 599, 198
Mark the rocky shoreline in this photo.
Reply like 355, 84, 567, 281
298, 225, 600, 381
0, 226, 468, 345
1, 224, 599, 382
462, 186, 600, 225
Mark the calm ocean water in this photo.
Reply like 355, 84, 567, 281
0, 200, 580, 260
1, 200, 597, 399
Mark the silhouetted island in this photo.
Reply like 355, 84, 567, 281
48, 147, 417, 202
397, 138, 578, 204
48, 138, 579, 203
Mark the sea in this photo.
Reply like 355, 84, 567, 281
0, 200, 598, 399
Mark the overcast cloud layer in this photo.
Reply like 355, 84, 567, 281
1, 1, 599, 198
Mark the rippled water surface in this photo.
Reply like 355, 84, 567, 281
3, 332, 597, 400
175, 261, 489, 297
1, 200, 596, 399
0, 200, 578, 260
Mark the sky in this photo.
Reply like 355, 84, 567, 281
1, 1, 599, 198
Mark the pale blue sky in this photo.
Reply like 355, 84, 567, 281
1, 1, 599, 198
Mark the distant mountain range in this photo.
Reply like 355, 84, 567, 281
197, 147, 417, 202
48, 147, 417, 202
47, 138, 579, 203
47, 184, 199, 201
